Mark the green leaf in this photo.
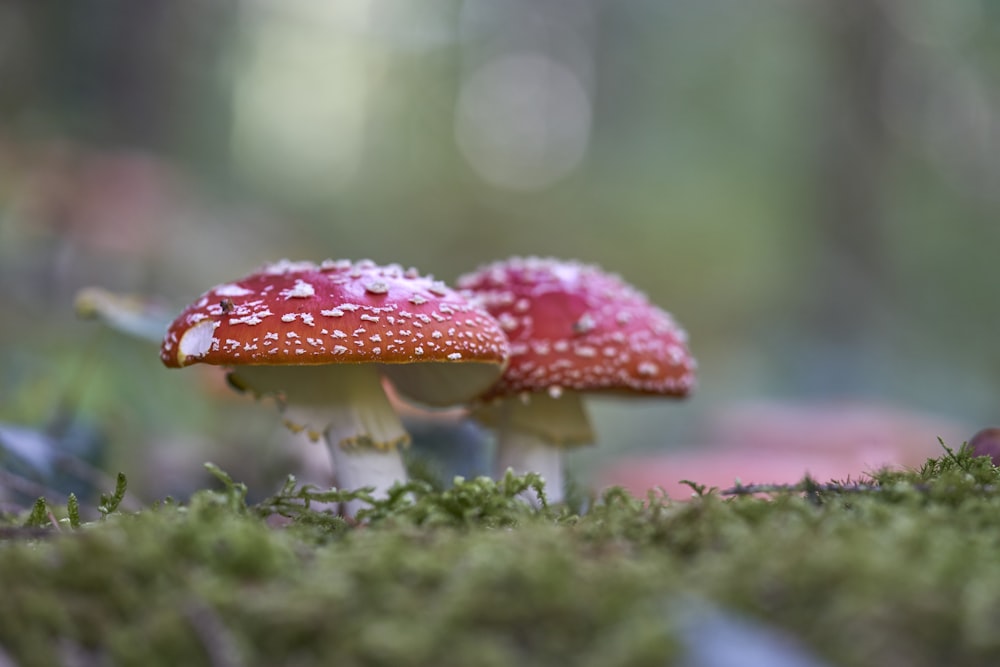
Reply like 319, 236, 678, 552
203, 462, 249, 512
98, 472, 128, 518
67, 493, 81, 529
23, 498, 49, 528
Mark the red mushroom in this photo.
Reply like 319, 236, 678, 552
968, 428, 1000, 466
458, 257, 695, 504
161, 259, 509, 514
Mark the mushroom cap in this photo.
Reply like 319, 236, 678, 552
160, 259, 510, 405
457, 256, 695, 399
969, 427, 1000, 466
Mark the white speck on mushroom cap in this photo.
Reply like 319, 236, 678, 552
457, 256, 696, 399
280, 279, 315, 299
215, 284, 254, 298
176, 319, 219, 364
159, 258, 510, 371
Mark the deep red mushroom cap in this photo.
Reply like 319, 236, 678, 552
969, 428, 1000, 466
457, 257, 696, 399
160, 259, 510, 404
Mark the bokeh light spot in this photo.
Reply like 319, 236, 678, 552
455, 53, 592, 192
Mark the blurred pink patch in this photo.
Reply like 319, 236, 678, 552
598, 400, 970, 499
13, 139, 177, 256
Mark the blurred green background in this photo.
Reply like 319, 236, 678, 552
1, 0, 998, 501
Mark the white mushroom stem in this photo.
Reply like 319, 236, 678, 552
230, 364, 410, 516
495, 432, 566, 506
326, 444, 408, 518
492, 391, 594, 506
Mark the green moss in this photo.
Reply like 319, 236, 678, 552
2, 445, 1000, 665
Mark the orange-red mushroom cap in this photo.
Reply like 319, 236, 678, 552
458, 257, 696, 400
160, 259, 510, 404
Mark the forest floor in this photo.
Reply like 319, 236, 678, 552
1, 443, 998, 667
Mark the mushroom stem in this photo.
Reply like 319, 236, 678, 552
495, 431, 565, 506
492, 391, 594, 505
310, 366, 410, 452
319, 367, 410, 516
501, 390, 595, 445
230, 364, 410, 516
326, 443, 408, 517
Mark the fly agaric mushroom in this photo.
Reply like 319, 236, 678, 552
160, 259, 509, 515
458, 256, 696, 504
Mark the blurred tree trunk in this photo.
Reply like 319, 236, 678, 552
802, 0, 897, 391
0, 0, 237, 169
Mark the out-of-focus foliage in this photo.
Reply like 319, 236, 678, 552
1, 0, 998, 499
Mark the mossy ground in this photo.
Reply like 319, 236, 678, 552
2, 444, 1000, 666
